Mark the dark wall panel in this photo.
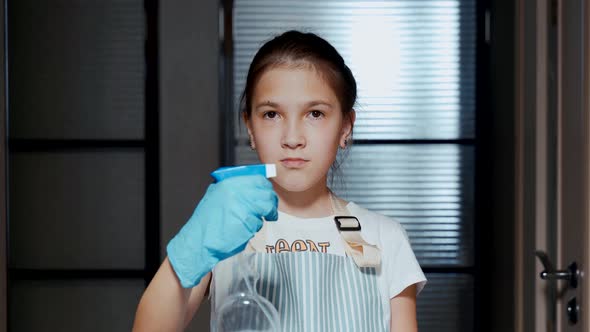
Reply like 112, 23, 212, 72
9, 151, 145, 269
10, 280, 143, 331
8, 1, 146, 139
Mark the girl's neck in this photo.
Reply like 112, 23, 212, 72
273, 181, 333, 218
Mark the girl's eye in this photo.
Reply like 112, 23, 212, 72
310, 110, 324, 119
263, 111, 278, 119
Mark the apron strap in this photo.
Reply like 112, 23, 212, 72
329, 192, 381, 268
245, 192, 382, 268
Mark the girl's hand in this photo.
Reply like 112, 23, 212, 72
166, 175, 278, 288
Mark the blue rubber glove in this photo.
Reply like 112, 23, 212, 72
166, 175, 278, 288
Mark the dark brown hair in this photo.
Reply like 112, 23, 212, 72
240, 30, 357, 122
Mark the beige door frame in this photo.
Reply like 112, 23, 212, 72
515, 0, 552, 330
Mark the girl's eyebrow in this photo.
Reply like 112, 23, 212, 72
305, 100, 334, 109
254, 100, 334, 109
254, 101, 279, 109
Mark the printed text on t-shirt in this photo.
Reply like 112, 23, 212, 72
265, 239, 331, 253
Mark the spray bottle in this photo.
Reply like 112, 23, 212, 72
210, 164, 280, 332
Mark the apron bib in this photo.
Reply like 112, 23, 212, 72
210, 192, 386, 331
211, 252, 386, 331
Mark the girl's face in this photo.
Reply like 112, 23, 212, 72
245, 66, 354, 193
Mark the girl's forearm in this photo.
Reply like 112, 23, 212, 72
132, 257, 206, 332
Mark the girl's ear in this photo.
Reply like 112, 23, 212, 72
340, 109, 356, 148
243, 112, 256, 150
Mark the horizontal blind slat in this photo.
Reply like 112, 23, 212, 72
234, 0, 475, 140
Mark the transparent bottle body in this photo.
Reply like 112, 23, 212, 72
212, 252, 280, 332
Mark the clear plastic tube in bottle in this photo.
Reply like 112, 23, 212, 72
215, 252, 280, 332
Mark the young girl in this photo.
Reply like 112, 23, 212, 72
133, 30, 426, 331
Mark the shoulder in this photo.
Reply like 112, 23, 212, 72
346, 202, 409, 245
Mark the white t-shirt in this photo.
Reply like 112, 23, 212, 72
261, 201, 427, 327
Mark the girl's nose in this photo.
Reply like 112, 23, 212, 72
280, 120, 306, 149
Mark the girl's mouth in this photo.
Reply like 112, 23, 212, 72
280, 158, 308, 168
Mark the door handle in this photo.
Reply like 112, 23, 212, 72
534, 250, 579, 288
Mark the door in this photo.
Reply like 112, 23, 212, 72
516, 0, 589, 331
554, 0, 589, 330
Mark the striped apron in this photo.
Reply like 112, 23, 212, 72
210, 251, 386, 331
